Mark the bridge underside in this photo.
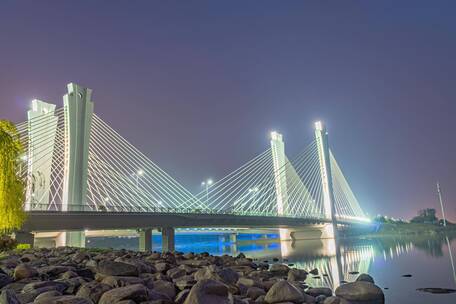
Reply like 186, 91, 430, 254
21, 212, 370, 252
23, 211, 338, 232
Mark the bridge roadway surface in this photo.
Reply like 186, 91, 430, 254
22, 211, 357, 232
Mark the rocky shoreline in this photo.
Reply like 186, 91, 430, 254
0, 247, 384, 304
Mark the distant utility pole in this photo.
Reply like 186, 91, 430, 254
437, 182, 447, 227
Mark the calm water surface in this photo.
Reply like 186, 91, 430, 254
86, 233, 456, 304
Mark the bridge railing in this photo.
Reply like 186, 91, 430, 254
26, 203, 330, 222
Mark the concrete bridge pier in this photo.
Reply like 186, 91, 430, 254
56, 231, 86, 248
229, 233, 237, 243
288, 224, 336, 241
161, 227, 175, 252
138, 228, 152, 252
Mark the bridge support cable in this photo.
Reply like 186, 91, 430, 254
192, 136, 327, 219
88, 121, 173, 212
15, 105, 66, 211
87, 114, 203, 212
90, 115, 200, 210
14, 84, 369, 223
87, 151, 152, 212
329, 151, 367, 221
284, 140, 325, 218
191, 149, 277, 214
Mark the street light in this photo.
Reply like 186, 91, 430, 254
201, 179, 213, 204
248, 187, 259, 206
132, 169, 145, 190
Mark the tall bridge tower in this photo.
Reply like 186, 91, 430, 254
315, 121, 337, 238
62, 83, 93, 212
270, 122, 338, 239
60, 83, 94, 247
25, 100, 58, 211
270, 131, 288, 216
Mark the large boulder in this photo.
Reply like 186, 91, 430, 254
155, 262, 171, 273
56, 277, 87, 294
264, 280, 304, 303
335, 281, 384, 303
60, 271, 79, 280
34, 290, 63, 304
41, 295, 92, 304
175, 289, 190, 304
22, 281, 68, 294
323, 296, 339, 304
13, 264, 38, 280
71, 252, 90, 264
167, 267, 186, 280
18, 287, 64, 304
152, 280, 176, 299
175, 275, 196, 290
38, 266, 74, 278
98, 284, 149, 304
1, 281, 31, 294
183, 279, 231, 304
194, 267, 239, 285
307, 287, 332, 297
0, 289, 20, 304
356, 273, 375, 284
101, 276, 143, 288
246, 287, 265, 300
269, 264, 289, 276
178, 264, 195, 275
0, 274, 12, 289
97, 261, 139, 277
20, 253, 38, 263
237, 277, 260, 288
114, 258, 154, 274
287, 269, 307, 282
76, 281, 112, 303
147, 289, 173, 302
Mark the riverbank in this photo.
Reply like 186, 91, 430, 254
375, 222, 456, 235
340, 221, 456, 238
0, 247, 384, 304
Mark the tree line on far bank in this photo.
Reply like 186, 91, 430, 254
375, 208, 454, 226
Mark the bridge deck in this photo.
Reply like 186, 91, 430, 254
22, 211, 365, 232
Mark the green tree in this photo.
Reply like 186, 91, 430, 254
0, 120, 26, 234
411, 208, 438, 224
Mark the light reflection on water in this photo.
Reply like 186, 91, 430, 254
87, 233, 456, 304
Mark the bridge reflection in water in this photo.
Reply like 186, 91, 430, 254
220, 237, 373, 290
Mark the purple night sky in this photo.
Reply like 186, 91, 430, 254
1, 1, 455, 221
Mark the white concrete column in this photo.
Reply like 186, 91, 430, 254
270, 132, 291, 241
62, 83, 94, 211
315, 121, 337, 238
25, 100, 58, 211
139, 228, 153, 252
270, 132, 288, 215
161, 227, 175, 252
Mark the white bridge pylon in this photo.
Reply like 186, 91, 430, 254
15, 83, 369, 224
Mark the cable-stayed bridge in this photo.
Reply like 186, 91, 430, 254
13, 83, 370, 251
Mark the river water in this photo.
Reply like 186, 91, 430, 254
86, 233, 456, 303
